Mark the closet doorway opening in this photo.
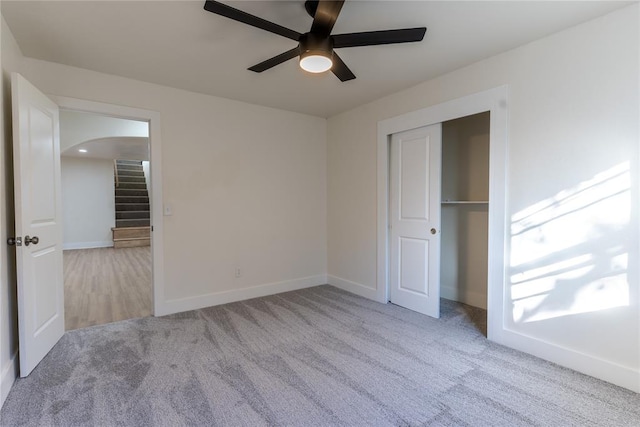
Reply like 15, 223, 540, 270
377, 86, 508, 342
440, 112, 490, 335
386, 112, 489, 335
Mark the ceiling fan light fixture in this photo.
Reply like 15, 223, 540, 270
299, 33, 334, 74
299, 51, 333, 73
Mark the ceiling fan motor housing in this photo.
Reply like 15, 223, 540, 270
299, 33, 334, 60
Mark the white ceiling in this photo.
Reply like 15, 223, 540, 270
62, 136, 150, 161
2, 1, 632, 117
59, 110, 149, 160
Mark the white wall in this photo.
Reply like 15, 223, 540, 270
327, 4, 639, 391
0, 15, 22, 407
61, 157, 115, 249
142, 160, 150, 193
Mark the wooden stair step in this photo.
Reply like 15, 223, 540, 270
112, 226, 150, 240
113, 238, 150, 249
116, 203, 150, 211
116, 219, 150, 228
117, 176, 146, 183
116, 189, 148, 197
118, 182, 147, 189
116, 160, 142, 165
116, 211, 150, 220
116, 196, 149, 204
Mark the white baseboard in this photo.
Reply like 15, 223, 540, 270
1, 351, 18, 408
63, 241, 113, 250
498, 329, 640, 393
327, 275, 378, 301
441, 285, 487, 309
156, 275, 327, 316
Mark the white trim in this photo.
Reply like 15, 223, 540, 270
157, 275, 327, 316
637, 2, 640, 394
376, 85, 509, 342
63, 241, 113, 250
500, 332, 640, 393
327, 275, 378, 300
49, 96, 164, 318
1, 351, 18, 407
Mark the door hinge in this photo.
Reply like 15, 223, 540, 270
7, 237, 22, 246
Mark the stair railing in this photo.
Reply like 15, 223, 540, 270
114, 160, 120, 188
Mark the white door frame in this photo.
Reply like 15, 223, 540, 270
50, 96, 165, 317
376, 85, 508, 342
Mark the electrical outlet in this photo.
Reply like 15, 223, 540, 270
235, 268, 242, 278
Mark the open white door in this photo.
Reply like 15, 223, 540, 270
389, 124, 442, 317
11, 73, 64, 376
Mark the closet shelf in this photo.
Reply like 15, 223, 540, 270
441, 200, 489, 205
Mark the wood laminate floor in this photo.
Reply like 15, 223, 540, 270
63, 246, 152, 331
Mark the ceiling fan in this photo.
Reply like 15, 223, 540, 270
203, 0, 427, 81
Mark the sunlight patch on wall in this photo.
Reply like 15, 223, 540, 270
510, 163, 630, 323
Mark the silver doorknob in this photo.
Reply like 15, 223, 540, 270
430, 228, 437, 235
24, 235, 39, 246
7, 237, 22, 246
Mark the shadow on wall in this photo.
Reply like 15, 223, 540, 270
509, 162, 633, 323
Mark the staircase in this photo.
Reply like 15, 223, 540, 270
112, 160, 151, 248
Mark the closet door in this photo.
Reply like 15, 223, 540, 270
389, 124, 442, 317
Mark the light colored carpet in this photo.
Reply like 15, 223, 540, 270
1, 285, 638, 426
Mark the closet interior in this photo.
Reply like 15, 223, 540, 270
440, 112, 490, 329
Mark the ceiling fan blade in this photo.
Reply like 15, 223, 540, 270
248, 47, 301, 73
332, 27, 427, 48
331, 52, 355, 82
310, 0, 345, 36
204, 1, 301, 41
